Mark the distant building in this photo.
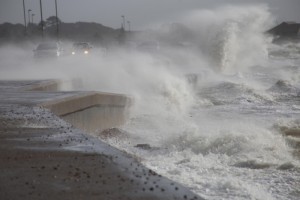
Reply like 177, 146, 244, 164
267, 22, 300, 41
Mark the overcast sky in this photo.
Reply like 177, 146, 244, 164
0, 0, 299, 30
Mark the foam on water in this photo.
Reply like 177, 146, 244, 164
97, 5, 300, 200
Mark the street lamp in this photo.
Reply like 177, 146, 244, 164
121, 15, 125, 30
32, 14, 35, 24
127, 21, 131, 32
55, 0, 59, 41
22, 0, 27, 34
28, 9, 32, 24
39, 0, 44, 38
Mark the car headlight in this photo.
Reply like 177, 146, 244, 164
84, 50, 89, 54
72, 51, 75, 55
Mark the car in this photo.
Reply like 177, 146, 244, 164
71, 42, 93, 55
136, 41, 160, 53
33, 42, 64, 60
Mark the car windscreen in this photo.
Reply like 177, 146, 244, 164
73, 43, 90, 49
36, 43, 57, 50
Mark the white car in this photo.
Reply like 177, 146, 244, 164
71, 42, 93, 55
33, 42, 64, 59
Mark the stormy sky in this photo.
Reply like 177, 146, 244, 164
0, 0, 299, 30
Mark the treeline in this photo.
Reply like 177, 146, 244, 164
0, 16, 129, 47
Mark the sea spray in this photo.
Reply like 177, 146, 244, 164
179, 5, 274, 74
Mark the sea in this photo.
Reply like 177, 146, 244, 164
100, 42, 300, 200
97, 6, 300, 200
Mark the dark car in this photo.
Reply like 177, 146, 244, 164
33, 42, 64, 59
136, 41, 160, 53
71, 42, 93, 55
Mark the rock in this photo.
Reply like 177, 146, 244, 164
134, 144, 159, 151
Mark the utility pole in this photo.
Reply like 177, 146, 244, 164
22, 0, 27, 35
28, 9, 32, 24
121, 15, 125, 30
55, 0, 59, 41
39, 0, 44, 38
127, 21, 131, 32
32, 14, 35, 24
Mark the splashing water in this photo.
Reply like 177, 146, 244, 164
99, 5, 300, 200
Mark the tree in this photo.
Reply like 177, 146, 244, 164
38, 20, 45, 27
45, 16, 61, 28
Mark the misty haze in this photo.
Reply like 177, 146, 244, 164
1, 1, 300, 200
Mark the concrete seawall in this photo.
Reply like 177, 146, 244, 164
41, 92, 131, 132
0, 79, 131, 133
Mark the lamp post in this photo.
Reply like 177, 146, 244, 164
28, 9, 32, 24
22, 0, 27, 34
55, 0, 59, 41
127, 21, 131, 32
121, 15, 125, 30
39, 0, 44, 38
32, 14, 35, 24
